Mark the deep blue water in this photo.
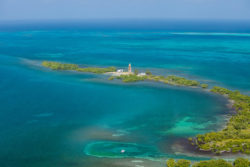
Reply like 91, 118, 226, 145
0, 22, 250, 167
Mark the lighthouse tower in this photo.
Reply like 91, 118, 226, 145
128, 63, 132, 73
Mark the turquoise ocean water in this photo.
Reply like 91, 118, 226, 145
0, 21, 250, 167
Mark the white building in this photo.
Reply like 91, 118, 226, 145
117, 69, 124, 73
138, 72, 146, 76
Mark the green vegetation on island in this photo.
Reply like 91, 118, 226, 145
167, 158, 176, 167
201, 84, 208, 89
116, 74, 147, 82
42, 61, 116, 74
134, 69, 139, 75
192, 159, 233, 167
146, 70, 152, 75
167, 159, 191, 167
114, 74, 200, 87
234, 157, 250, 167
192, 86, 250, 154
166, 158, 250, 167
147, 75, 200, 86
42, 61, 78, 70
108, 76, 115, 80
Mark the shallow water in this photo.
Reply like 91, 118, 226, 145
0, 25, 250, 166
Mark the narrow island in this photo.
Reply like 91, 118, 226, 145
42, 61, 203, 87
41, 61, 250, 165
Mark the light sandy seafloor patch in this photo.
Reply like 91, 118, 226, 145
159, 116, 215, 136
83, 141, 211, 162
84, 141, 161, 159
